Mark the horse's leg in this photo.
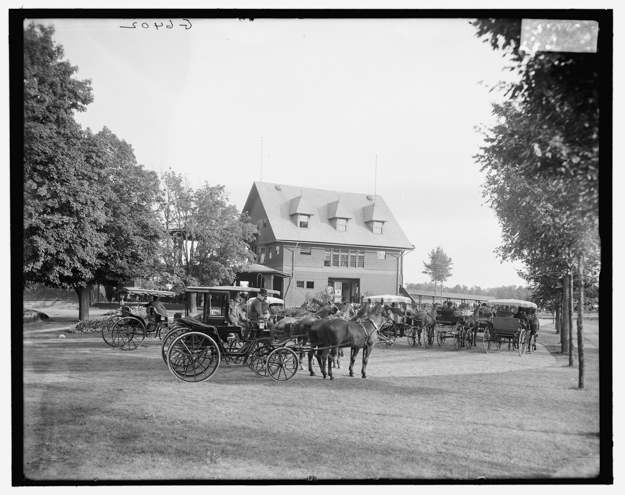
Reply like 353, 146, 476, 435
320, 349, 330, 379
337, 348, 343, 369
349, 347, 360, 377
328, 347, 337, 380
361, 344, 373, 378
307, 347, 317, 376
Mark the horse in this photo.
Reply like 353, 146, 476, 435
411, 303, 439, 345
526, 312, 540, 352
313, 302, 390, 380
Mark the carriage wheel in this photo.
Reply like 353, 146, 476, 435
167, 332, 220, 382
161, 326, 188, 364
483, 327, 491, 353
101, 316, 121, 347
407, 327, 417, 347
266, 348, 299, 381
112, 317, 146, 350
379, 331, 396, 349
518, 329, 527, 356
248, 344, 272, 377
436, 330, 444, 347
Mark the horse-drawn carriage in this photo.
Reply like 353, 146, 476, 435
161, 286, 300, 382
101, 288, 176, 350
362, 294, 414, 349
480, 299, 537, 355
432, 305, 470, 349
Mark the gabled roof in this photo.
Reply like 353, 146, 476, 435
327, 198, 354, 220
242, 182, 413, 250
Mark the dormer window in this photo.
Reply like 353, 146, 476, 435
336, 218, 347, 232
298, 214, 310, 228
373, 221, 384, 234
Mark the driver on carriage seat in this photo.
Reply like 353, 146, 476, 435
248, 288, 276, 341
390, 303, 406, 337
144, 296, 168, 329
441, 301, 455, 318
513, 307, 528, 329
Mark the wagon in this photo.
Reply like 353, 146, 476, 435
432, 307, 468, 349
162, 286, 299, 382
481, 299, 537, 356
101, 288, 176, 350
362, 294, 413, 349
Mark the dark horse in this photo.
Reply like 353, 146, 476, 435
527, 312, 540, 352
314, 302, 390, 380
411, 304, 438, 345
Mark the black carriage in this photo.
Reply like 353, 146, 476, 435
162, 286, 299, 382
101, 288, 175, 350
432, 308, 468, 349
481, 299, 537, 356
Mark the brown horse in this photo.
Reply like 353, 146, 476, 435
527, 313, 540, 352
314, 303, 390, 379
411, 304, 438, 345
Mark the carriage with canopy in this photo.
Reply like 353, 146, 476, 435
101, 287, 176, 350
481, 299, 537, 355
161, 286, 299, 382
362, 294, 414, 348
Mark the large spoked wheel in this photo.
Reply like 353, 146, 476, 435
379, 328, 396, 349
266, 347, 299, 381
454, 325, 463, 350
248, 344, 272, 377
437, 330, 444, 347
167, 332, 220, 383
518, 329, 527, 356
483, 327, 491, 353
161, 325, 188, 364
101, 316, 121, 347
112, 317, 146, 350
407, 327, 418, 347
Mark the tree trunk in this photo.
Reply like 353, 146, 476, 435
75, 283, 92, 321
568, 269, 575, 366
555, 303, 561, 334
561, 274, 570, 355
577, 255, 585, 389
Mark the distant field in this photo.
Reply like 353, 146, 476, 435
22, 318, 601, 481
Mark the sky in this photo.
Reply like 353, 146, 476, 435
21, 13, 599, 290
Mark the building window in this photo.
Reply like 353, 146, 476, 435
336, 218, 347, 232
357, 250, 365, 268
300, 246, 311, 255
306, 281, 314, 289
257, 246, 266, 264
349, 249, 357, 268
276, 245, 280, 255
377, 250, 386, 260
340, 249, 349, 267
373, 221, 383, 234
269, 248, 272, 260
323, 248, 365, 269
296, 281, 305, 288
298, 214, 310, 228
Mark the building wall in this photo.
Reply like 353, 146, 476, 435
271, 244, 399, 306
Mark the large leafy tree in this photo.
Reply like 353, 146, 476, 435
422, 247, 453, 304
472, 18, 603, 388
159, 170, 257, 291
23, 23, 164, 320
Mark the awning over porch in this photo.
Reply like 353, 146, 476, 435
236, 264, 291, 278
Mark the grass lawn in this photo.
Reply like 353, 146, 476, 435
21, 316, 603, 482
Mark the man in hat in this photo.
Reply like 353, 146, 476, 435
249, 288, 275, 341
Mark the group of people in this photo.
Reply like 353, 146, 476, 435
227, 288, 279, 341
